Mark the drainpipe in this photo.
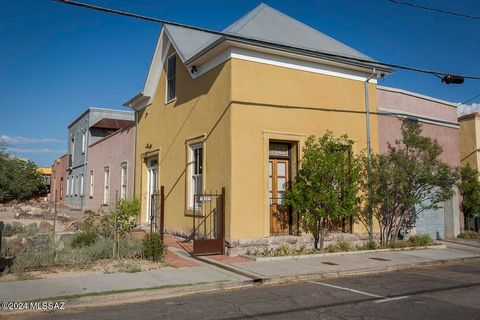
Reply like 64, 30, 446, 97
82, 117, 89, 211
365, 68, 376, 240
133, 110, 138, 196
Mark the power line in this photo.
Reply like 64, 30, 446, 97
389, 0, 480, 21
460, 93, 480, 106
55, 0, 480, 81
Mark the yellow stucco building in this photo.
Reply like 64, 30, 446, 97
124, 4, 391, 255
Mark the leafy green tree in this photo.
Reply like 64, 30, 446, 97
458, 165, 480, 231
360, 120, 456, 244
284, 132, 361, 249
0, 145, 45, 202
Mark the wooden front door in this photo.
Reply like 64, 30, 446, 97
269, 156, 290, 235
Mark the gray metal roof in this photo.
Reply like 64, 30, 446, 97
164, 3, 381, 68
164, 24, 221, 62
223, 3, 374, 61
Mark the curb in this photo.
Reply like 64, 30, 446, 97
240, 244, 447, 262
263, 255, 480, 285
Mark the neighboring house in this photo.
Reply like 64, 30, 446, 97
85, 124, 134, 212
50, 154, 67, 205
377, 86, 461, 239
37, 167, 52, 201
124, 4, 392, 255
458, 112, 480, 232
459, 112, 480, 169
65, 108, 134, 210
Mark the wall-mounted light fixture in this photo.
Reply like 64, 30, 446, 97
145, 143, 152, 149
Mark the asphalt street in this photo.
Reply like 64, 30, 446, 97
19, 260, 480, 320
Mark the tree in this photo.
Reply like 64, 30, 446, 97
360, 120, 456, 244
284, 132, 361, 249
458, 165, 480, 231
0, 147, 45, 202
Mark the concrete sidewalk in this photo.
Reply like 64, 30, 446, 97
0, 260, 250, 302
1, 242, 479, 304
211, 241, 480, 281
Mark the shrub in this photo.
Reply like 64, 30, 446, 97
360, 240, 379, 250
116, 260, 142, 273
71, 229, 98, 248
12, 238, 142, 274
114, 199, 140, 238
325, 244, 339, 253
2, 224, 24, 237
142, 233, 167, 262
408, 234, 434, 247
274, 244, 294, 256
387, 241, 407, 249
458, 231, 480, 239
336, 239, 355, 252
99, 212, 115, 238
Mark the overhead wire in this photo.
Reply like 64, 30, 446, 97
389, 0, 480, 21
54, 0, 480, 81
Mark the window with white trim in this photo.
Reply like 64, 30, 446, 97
75, 175, 78, 196
120, 162, 128, 200
71, 177, 74, 196
103, 167, 110, 205
71, 136, 75, 159
166, 54, 176, 102
89, 170, 94, 198
80, 174, 84, 196
188, 143, 203, 208
82, 132, 86, 153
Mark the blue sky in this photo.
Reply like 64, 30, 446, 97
1, 0, 479, 166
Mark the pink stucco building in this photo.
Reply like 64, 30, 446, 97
377, 86, 461, 239
50, 154, 67, 205
85, 124, 134, 212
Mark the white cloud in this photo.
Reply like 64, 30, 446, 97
0, 135, 63, 145
457, 103, 480, 117
6, 147, 66, 154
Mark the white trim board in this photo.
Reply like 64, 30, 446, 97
191, 46, 379, 83
378, 107, 460, 129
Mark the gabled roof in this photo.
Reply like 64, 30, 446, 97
165, 3, 377, 65
125, 3, 390, 109
223, 3, 374, 61
164, 25, 221, 62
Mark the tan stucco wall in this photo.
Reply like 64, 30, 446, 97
459, 117, 479, 169
134, 45, 232, 234
228, 58, 378, 239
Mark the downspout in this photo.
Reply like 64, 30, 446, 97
365, 68, 376, 240
133, 109, 138, 197
82, 117, 89, 211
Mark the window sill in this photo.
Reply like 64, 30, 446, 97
165, 98, 177, 105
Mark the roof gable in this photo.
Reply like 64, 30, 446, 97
125, 3, 386, 109
165, 3, 375, 64
164, 24, 221, 62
